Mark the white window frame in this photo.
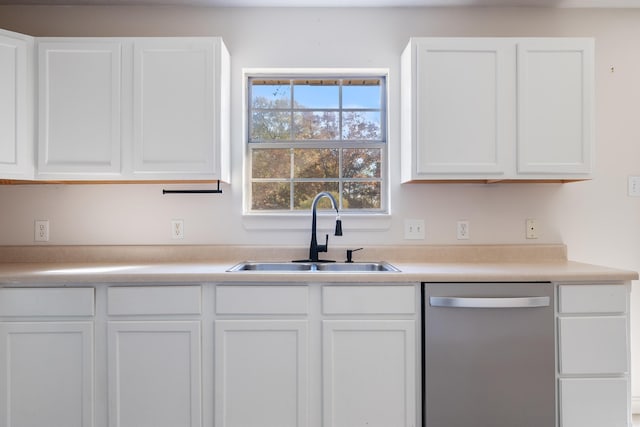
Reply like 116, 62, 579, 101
242, 68, 391, 230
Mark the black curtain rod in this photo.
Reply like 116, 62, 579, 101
162, 181, 223, 195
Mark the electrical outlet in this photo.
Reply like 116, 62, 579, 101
34, 220, 49, 242
526, 218, 538, 239
457, 220, 470, 240
404, 219, 425, 240
629, 176, 640, 197
171, 220, 184, 239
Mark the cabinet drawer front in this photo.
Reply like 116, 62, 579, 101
323, 285, 416, 315
108, 286, 201, 316
558, 284, 627, 314
559, 316, 628, 374
0, 287, 94, 317
216, 285, 308, 315
559, 378, 628, 427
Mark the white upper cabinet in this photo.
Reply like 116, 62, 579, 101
133, 38, 229, 181
38, 39, 122, 178
517, 39, 594, 175
401, 37, 594, 182
402, 38, 514, 179
0, 29, 34, 180
36, 36, 230, 181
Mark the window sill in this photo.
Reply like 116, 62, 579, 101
242, 213, 392, 231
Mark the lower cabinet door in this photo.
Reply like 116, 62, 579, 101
560, 377, 629, 427
214, 320, 308, 427
108, 321, 201, 427
0, 322, 94, 427
322, 320, 416, 427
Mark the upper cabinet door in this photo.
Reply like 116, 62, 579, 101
401, 37, 594, 182
38, 40, 122, 178
132, 38, 229, 181
402, 38, 514, 181
0, 29, 34, 179
517, 39, 594, 176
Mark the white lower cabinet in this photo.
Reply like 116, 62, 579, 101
0, 322, 94, 427
0, 287, 95, 427
214, 320, 308, 427
322, 285, 418, 427
107, 321, 202, 427
213, 283, 419, 427
557, 283, 631, 427
322, 320, 416, 427
106, 285, 203, 427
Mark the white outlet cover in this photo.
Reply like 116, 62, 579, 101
34, 220, 50, 242
628, 176, 640, 197
171, 220, 184, 239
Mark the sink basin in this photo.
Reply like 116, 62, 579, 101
227, 262, 313, 272
314, 262, 400, 272
227, 261, 399, 273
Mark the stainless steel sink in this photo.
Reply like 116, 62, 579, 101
314, 262, 400, 272
227, 261, 399, 272
227, 262, 313, 272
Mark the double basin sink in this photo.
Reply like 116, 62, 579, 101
227, 261, 400, 273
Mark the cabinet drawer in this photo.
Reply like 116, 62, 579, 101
322, 285, 416, 315
558, 284, 627, 313
0, 287, 94, 317
559, 378, 628, 427
216, 285, 308, 315
559, 316, 628, 374
108, 286, 201, 316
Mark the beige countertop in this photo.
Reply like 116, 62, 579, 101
0, 244, 636, 285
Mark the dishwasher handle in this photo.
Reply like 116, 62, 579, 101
429, 296, 550, 308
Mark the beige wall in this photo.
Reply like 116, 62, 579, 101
1, 4, 640, 398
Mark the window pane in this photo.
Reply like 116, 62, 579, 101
251, 83, 291, 109
294, 148, 338, 178
252, 182, 290, 210
343, 82, 381, 109
293, 81, 339, 109
342, 111, 381, 140
294, 182, 339, 210
343, 182, 381, 209
251, 111, 291, 141
252, 149, 291, 179
343, 148, 381, 178
294, 112, 339, 140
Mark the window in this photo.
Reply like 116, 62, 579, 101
246, 73, 387, 213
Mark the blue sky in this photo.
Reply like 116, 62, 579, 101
252, 82, 381, 110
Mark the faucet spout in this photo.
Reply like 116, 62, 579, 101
309, 191, 341, 262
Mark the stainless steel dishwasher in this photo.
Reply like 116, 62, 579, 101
423, 282, 555, 427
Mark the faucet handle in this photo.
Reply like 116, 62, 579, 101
346, 248, 363, 263
318, 234, 329, 253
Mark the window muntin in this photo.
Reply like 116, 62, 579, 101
247, 75, 387, 213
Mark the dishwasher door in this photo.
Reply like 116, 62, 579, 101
423, 283, 555, 427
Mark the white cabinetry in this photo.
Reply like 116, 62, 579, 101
557, 283, 630, 427
133, 39, 229, 180
36, 37, 230, 181
213, 283, 419, 427
321, 285, 417, 427
401, 37, 594, 182
214, 285, 309, 427
38, 40, 122, 177
107, 286, 202, 427
0, 288, 95, 427
0, 29, 34, 179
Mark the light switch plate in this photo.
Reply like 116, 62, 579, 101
628, 176, 640, 197
404, 219, 425, 240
